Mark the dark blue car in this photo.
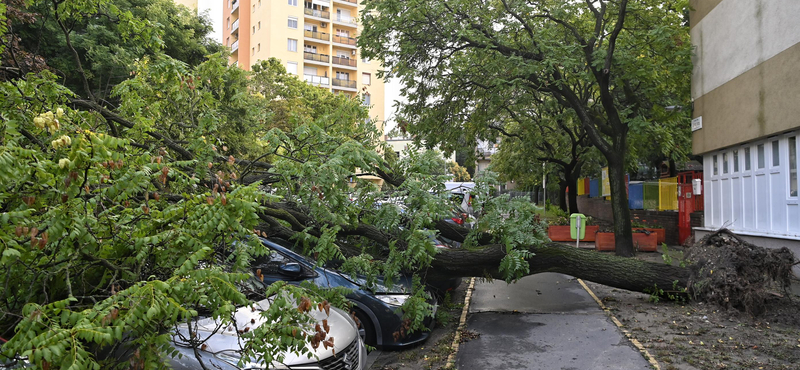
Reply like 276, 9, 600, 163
252, 238, 437, 349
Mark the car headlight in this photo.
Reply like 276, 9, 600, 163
376, 294, 410, 307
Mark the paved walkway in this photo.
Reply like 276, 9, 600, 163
455, 273, 652, 370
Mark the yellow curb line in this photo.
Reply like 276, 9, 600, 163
445, 277, 476, 368
577, 279, 661, 370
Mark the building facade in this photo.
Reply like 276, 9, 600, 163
691, 1, 800, 252
174, 0, 198, 11
222, 0, 385, 131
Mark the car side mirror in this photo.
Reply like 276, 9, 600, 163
278, 263, 303, 278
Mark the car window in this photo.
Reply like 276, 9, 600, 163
253, 250, 291, 275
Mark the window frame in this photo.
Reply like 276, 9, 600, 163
287, 38, 298, 52
288, 17, 298, 29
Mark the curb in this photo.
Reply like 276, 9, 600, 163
445, 277, 476, 368
577, 279, 661, 370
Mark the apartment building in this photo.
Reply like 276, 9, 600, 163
222, 0, 385, 131
691, 1, 800, 257
174, 0, 198, 10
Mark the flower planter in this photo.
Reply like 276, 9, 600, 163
595, 232, 615, 251
547, 225, 599, 242
633, 228, 665, 244
632, 232, 658, 252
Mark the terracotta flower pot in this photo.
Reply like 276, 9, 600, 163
633, 228, 665, 244
547, 225, 600, 242
632, 232, 658, 252
547, 226, 573, 241
595, 232, 615, 251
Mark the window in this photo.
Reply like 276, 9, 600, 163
258, 21, 261, 29
286, 62, 298, 75
733, 150, 739, 172
252, 26, 256, 34
288, 0, 297, 5
713, 155, 718, 175
288, 17, 297, 29
336, 71, 349, 80
772, 141, 780, 167
287, 63, 299, 75
791, 137, 798, 196
362, 73, 371, 85
252, 4, 255, 12
287, 39, 297, 52
258, 0, 261, 6
363, 93, 371, 106
257, 43, 261, 52
304, 45, 317, 53
252, 47, 255, 55
226, 37, 230, 46
362, 57, 370, 63
758, 144, 765, 169
722, 153, 728, 174
227, 17, 230, 29
745, 147, 751, 170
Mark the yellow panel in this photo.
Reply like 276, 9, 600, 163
577, 178, 585, 196
658, 177, 679, 211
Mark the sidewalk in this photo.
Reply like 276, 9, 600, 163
455, 273, 653, 370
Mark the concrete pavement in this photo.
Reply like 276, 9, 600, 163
455, 273, 653, 370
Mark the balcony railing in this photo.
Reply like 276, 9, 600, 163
231, 40, 239, 52
231, 19, 239, 32
304, 52, 330, 63
304, 74, 330, 85
332, 56, 357, 67
332, 78, 356, 89
304, 8, 330, 19
231, 0, 239, 13
304, 30, 330, 41
335, 14, 357, 25
332, 34, 356, 45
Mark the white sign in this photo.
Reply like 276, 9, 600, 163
691, 116, 703, 131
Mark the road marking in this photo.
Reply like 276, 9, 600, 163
577, 278, 661, 370
445, 277, 476, 368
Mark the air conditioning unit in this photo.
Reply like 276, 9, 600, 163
320, 22, 328, 28
351, 50, 356, 56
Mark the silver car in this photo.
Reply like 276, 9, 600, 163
168, 297, 367, 370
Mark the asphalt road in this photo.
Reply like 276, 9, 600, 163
455, 273, 652, 370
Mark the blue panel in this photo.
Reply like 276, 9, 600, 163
589, 179, 599, 198
628, 183, 644, 209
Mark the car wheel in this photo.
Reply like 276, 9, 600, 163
352, 308, 377, 348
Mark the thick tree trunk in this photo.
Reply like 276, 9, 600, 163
558, 178, 568, 212
608, 156, 634, 256
429, 242, 689, 293
566, 161, 582, 214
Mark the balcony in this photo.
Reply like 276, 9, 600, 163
304, 74, 330, 86
304, 8, 330, 19
333, 0, 357, 5
231, 40, 239, 52
231, 0, 239, 13
304, 52, 330, 63
304, 30, 330, 42
332, 56, 357, 67
332, 34, 356, 46
332, 78, 356, 89
334, 14, 357, 26
231, 18, 239, 33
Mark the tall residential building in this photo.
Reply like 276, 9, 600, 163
222, 0, 385, 132
691, 1, 800, 262
174, 0, 198, 11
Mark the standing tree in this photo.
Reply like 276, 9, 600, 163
359, 0, 692, 256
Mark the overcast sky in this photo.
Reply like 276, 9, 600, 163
195, 0, 403, 135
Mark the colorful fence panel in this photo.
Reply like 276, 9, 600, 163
576, 178, 586, 196
658, 177, 679, 211
589, 179, 599, 198
628, 182, 644, 209
643, 182, 659, 210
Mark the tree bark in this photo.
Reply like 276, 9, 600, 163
608, 157, 635, 256
428, 242, 689, 293
558, 178, 568, 212
566, 161, 582, 214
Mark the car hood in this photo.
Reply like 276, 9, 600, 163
334, 272, 411, 294
173, 298, 357, 367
